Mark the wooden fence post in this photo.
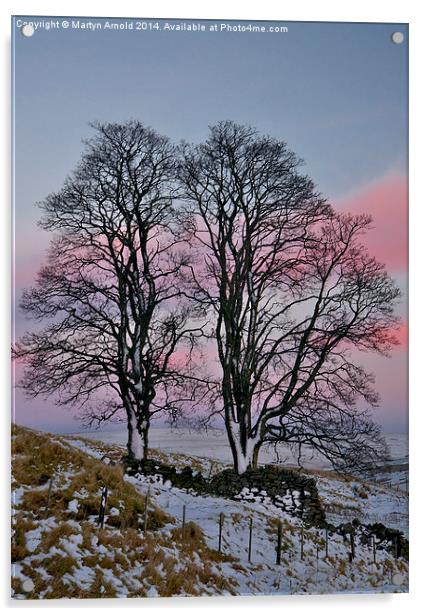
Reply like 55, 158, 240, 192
143, 488, 150, 533
218, 512, 224, 553
276, 521, 282, 565
349, 532, 355, 562
248, 517, 253, 563
98, 486, 108, 529
44, 476, 54, 518
181, 504, 186, 540
325, 527, 329, 559
316, 544, 320, 583
394, 536, 400, 559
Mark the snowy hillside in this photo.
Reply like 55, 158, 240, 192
12, 425, 408, 599
72, 426, 409, 487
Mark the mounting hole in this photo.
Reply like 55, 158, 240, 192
392, 572, 404, 586
391, 31, 404, 45
22, 579, 35, 592
21, 24, 35, 37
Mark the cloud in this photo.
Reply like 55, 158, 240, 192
335, 172, 408, 272
395, 319, 408, 350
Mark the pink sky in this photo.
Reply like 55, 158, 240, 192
335, 172, 408, 273
13, 172, 408, 433
335, 172, 408, 431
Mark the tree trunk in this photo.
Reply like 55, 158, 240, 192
142, 418, 150, 460
252, 442, 262, 469
127, 411, 145, 462
227, 418, 259, 474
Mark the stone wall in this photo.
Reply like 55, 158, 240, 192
209, 466, 326, 527
127, 459, 326, 527
126, 458, 408, 560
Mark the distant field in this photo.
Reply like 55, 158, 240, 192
71, 426, 408, 472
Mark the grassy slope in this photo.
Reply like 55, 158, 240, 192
11, 425, 236, 599
11, 425, 408, 599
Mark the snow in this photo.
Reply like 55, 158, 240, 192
315, 475, 408, 535
62, 439, 105, 459
71, 426, 407, 473
25, 528, 43, 553
12, 485, 25, 507
123, 468, 408, 594
65, 428, 408, 538
67, 499, 79, 513
12, 427, 408, 598
62, 534, 84, 559
66, 427, 408, 532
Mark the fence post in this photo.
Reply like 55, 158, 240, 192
316, 543, 319, 583
325, 527, 329, 559
248, 517, 253, 563
394, 536, 400, 559
181, 504, 186, 540
98, 486, 108, 529
300, 522, 305, 560
218, 512, 224, 553
372, 535, 376, 565
143, 487, 150, 533
349, 532, 355, 562
44, 476, 54, 518
276, 521, 282, 565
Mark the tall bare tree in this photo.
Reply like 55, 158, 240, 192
14, 121, 203, 462
179, 121, 400, 474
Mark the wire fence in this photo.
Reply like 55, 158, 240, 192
94, 483, 406, 568
35, 464, 408, 580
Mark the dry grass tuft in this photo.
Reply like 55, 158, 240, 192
12, 425, 238, 599
40, 553, 77, 577
13, 425, 173, 532
11, 513, 36, 562
39, 521, 75, 551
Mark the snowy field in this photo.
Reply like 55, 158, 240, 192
71, 426, 408, 474
67, 433, 409, 594
12, 426, 409, 598
67, 426, 409, 536
65, 430, 409, 537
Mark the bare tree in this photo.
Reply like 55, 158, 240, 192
14, 121, 203, 462
178, 121, 400, 474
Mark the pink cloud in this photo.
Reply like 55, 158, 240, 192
335, 173, 408, 271
395, 319, 408, 350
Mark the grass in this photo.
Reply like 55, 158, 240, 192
11, 424, 238, 599
39, 521, 75, 551
11, 513, 36, 562
11, 424, 409, 599
13, 425, 172, 532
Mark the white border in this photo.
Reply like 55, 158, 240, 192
2, 1, 425, 613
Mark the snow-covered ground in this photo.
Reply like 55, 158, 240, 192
314, 474, 408, 535
12, 426, 409, 598
70, 426, 407, 468
65, 434, 409, 595
67, 427, 409, 536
